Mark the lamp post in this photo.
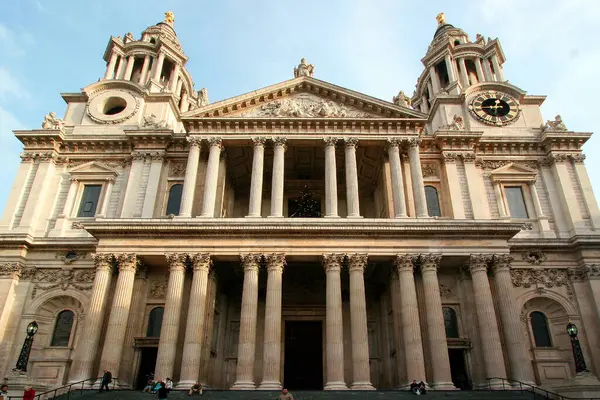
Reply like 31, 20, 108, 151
14, 321, 39, 373
566, 322, 588, 374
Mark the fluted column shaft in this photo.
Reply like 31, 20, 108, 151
345, 138, 361, 218
152, 52, 166, 82
395, 255, 426, 383
99, 254, 137, 380
169, 63, 181, 91
387, 139, 407, 218
468, 255, 507, 386
179, 137, 202, 217
420, 255, 454, 389
179, 254, 212, 387
97, 178, 114, 218
104, 51, 119, 80
232, 254, 261, 390
259, 254, 286, 390
269, 138, 286, 217
61, 179, 79, 218
201, 138, 223, 217
70, 254, 113, 383
389, 273, 405, 386
155, 254, 187, 380
324, 138, 339, 218
322, 254, 348, 390
139, 55, 151, 85
124, 56, 136, 81
458, 58, 469, 88
492, 255, 535, 384
248, 137, 266, 217
348, 254, 374, 390
407, 139, 428, 217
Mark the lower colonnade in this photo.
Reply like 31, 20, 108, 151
68, 251, 534, 390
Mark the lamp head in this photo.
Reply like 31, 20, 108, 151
566, 322, 578, 337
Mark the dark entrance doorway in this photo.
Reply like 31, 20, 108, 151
136, 347, 158, 389
448, 349, 471, 390
284, 321, 323, 390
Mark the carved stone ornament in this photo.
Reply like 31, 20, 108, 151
41, 111, 65, 133
237, 93, 376, 118
439, 283, 454, 298
392, 90, 411, 108
71, 221, 85, 229
55, 250, 87, 265
541, 114, 568, 132
521, 250, 547, 265
142, 113, 170, 129
510, 268, 573, 300
568, 264, 600, 282
422, 163, 438, 178
198, 88, 209, 106
440, 114, 465, 130
86, 89, 140, 124
294, 58, 314, 78
31, 267, 95, 298
150, 279, 168, 299
475, 159, 539, 170
170, 161, 186, 177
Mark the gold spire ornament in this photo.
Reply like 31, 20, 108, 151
164, 11, 175, 25
436, 12, 445, 26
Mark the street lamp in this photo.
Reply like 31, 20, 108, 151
566, 322, 588, 374
13, 321, 39, 373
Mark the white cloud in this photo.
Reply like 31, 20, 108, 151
0, 105, 24, 212
0, 22, 34, 58
0, 67, 31, 101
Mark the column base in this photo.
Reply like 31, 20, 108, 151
394, 215, 408, 218
257, 380, 282, 390
350, 381, 375, 390
176, 380, 199, 389
324, 215, 341, 218
324, 381, 348, 390
431, 381, 457, 390
231, 381, 256, 390
487, 379, 510, 390
346, 215, 363, 219
245, 215, 262, 218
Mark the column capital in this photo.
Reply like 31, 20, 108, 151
272, 137, 287, 148
407, 137, 422, 148
186, 136, 203, 147
116, 253, 137, 272
385, 138, 402, 149
136, 262, 149, 280
252, 136, 267, 147
191, 253, 212, 272
346, 253, 368, 272
323, 137, 338, 146
322, 253, 345, 272
165, 253, 188, 271
490, 254, 514, 274
264, 253, 286, 273
208, 137, 223, 148
394, 254, 417, 273
420, 253, 442, 272
240, 253, 261, 272
91, 253, 115, 273
467, 254, 491, 273
344, 137, 359, 148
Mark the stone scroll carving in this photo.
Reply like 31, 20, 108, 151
510, 268, 573, 300
31, 267, 95, 298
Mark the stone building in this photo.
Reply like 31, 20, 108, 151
1, 11, 599, 394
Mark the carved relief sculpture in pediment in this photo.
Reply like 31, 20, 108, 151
31, 267, 95, 298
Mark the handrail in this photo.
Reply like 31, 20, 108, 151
7, 376, 118, 400
486, 377, 600, 400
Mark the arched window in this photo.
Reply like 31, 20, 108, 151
146, 307, 164, 337
425, 186, 441, 217
530, 311, 552, 347
165, 184, 183, 216
51, 310, 75, 347
443, 307, 459, 338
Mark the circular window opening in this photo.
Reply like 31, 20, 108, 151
103, 97, 127, 115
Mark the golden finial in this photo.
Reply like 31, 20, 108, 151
436, 12, 445, 26
164, 11, 175, 25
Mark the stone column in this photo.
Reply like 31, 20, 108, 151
571, 155, 600, 230
152, 51, 166, 82
179, 254, 212, 387
180, 91, 189, 113
491, 255, 535, 384
347, 254, 375, 390
445, 54, 457, 83
104, 51, 119, 80
491, 54, 504, 81
199, 271, 217, 387
458, 58, 469, 88
70, 254, 114, 383
482, 58, 494, 81
269, 137, 287, 218
429, 66, 441, 94
324, 137, 339, 218
322, 254, 348, 390
493, 181, 508, 218
139, 55, 151, 85
61, 178, 80, 218
124, 56, 136, 81
169, 63, 181, 92
394, 254, 426, 384
259, 253, 286, 390
344, 138, 361, 218
114, 55, 126, 80
141, 153, 164, 218
120, 152, 145, 218
389, 271, 405, 386
387, 139, 407, 218
528, 180, 551, 232
467, 254, 507, 386
407, 139, 428, 217
179, 137, 202, 218
474, 58, 485, 83
420, 254, 455, 389
420, 95, 429, 113
463, 155, 491, 219
96, 178, 115, 218
200, 137, 223, 217
98, 254, 137, 382
232, 254, 261, 390
442, 154, 465, 219
247, 137, 266, 217
155, 254, 187, 380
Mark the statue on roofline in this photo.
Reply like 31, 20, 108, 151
541, 114, 568, 131
41, 112, 65, 132
164, 11, 175, 25
393, 90, 411, 108
294, 58, 314, 78
198, 88, 209, 106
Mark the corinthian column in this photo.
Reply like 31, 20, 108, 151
467, 254, 507, 387
324, 137, 339, 218
98, 254, 137, 383
179, 137, 202, 217
269, 137, 287, 217
419, 254, 455, 389
394, 254, 426, 384
491, 255, 535, 385
347, 254, 374, 390
248, 137, 266, 217
407, 138, 428, 217
155, 254, 187, 380
232, 254, 261, 390
200, 137, 223, 217
258, 253, 286, 390
387, 139, 407, 218
322, 254, 348, 390
70, 254, 114, 384
179, 254, 212, 387
344, 138, 361, 218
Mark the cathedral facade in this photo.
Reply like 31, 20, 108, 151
1, 11, 600, 393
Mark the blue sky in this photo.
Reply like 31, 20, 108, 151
1, 0, 599, 213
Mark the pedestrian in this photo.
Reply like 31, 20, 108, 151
23, 386, 36, 400
99, 369, 112, 392
0, 385, 8, 400
188, 381, 202, 396
157, 382, 169, 399
279, 388, 294, 400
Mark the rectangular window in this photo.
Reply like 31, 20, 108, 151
77, 185, 102, 217
505, 186, 528, 218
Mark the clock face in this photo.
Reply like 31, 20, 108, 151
469, 91, 520, 126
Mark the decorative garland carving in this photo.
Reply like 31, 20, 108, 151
170, 162, 186, 177
422, 164, 438, 178
439, 283, 454, 298
475, 159, 539, 170
31, 267, 95, 298
521, 250, 547, 265
55, 250, 88, 265
510, 268, 573, 300
150, 279, 168, 299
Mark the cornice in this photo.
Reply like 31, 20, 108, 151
540, 131, 591, 150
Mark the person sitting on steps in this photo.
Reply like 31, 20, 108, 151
418, 381, 427, 395
279, 388, 294, 400
410, 379, 427, 395
188, 381, 202, 396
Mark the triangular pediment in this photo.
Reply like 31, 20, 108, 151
182, 76, 426, 120
489, 162, 537, 182
69, 161, 119, 180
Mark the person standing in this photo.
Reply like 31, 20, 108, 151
0, 385, 8, 399
23, 386, 36, 400
157, 382, 169, 399
279, 388, 294, 400
99, 369, 112, 392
